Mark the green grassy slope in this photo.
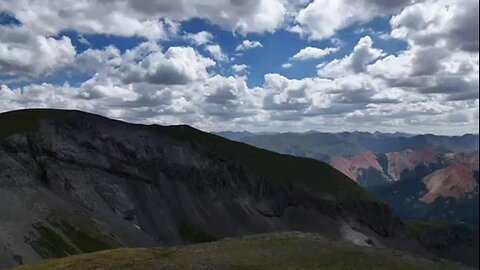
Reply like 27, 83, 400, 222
0, 109, 373, 201
14, 233, 471, 270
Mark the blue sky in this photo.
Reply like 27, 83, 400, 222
0, 0, 478, 134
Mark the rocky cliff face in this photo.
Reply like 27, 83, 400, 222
0, 109, 421, 268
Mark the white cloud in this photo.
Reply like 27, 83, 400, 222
262, 73, 314, 111
75, 45, 123, 74
282, 63, 293, 69
185, 31, 214, 46
391, 0, 479, 52
232, 64, 248, 73
235, 40, 263, 51
77, 35, 91, 46
139, 47, 216, 84
370, 50, 479, 102
366, 0, 480, 102
291, 46, 339, 61
294, 0, 411, 40
0, 25, 76, 77
0, 83, 85, 112
205, 44, 228, 62
116, 45, 216, 85
1, 68, 478, 134
318, 36, 384, 77
79, 76, 139, 101
201, 75, 257, 120
1, 0, 287, 39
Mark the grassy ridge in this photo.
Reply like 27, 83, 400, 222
15, 233, 470, 270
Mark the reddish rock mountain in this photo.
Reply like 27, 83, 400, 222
330, 148, 446, 186
330, 152, 386, 181
386, 148, 442, 181
448, 151, 479, 170
421, 163, 478, 204
330, 149, 478, 195
330, 149, 479, 225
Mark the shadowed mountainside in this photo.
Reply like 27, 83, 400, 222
0, 109, 424, 268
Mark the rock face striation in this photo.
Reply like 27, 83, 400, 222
0, 109, 421, 268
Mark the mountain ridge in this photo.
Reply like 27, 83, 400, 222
0, 109, 422, 268
217, 131, 479, 160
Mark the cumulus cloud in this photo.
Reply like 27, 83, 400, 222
205, 44, 228, 62
418, 76, 479, 101
1, 68, 477, 134
369, 48, 479, 101
0, 25, 76, 77
79, 43, 216, 85
1, 0, 287, 38
235, 40, 263, 51
1, 1, 178, 40
132, 47, 215, 84
366, 0, 480, 102
75, 45, 123, 74
318, 36, 383, 77
291, 46, 339, 61
232, 64, 248, 73
293, 0, 411, 40
202, 75, 257, 119
391, 0, 479, 52
185, 31, 214, 46
0, 83, 86, 112
262, 74, 314, 111
78, 76, 139, 101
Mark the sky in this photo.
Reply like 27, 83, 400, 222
0, 0, 478, 135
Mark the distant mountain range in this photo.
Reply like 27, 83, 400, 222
216, 131, 479, 161
216, 131, 479, 225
